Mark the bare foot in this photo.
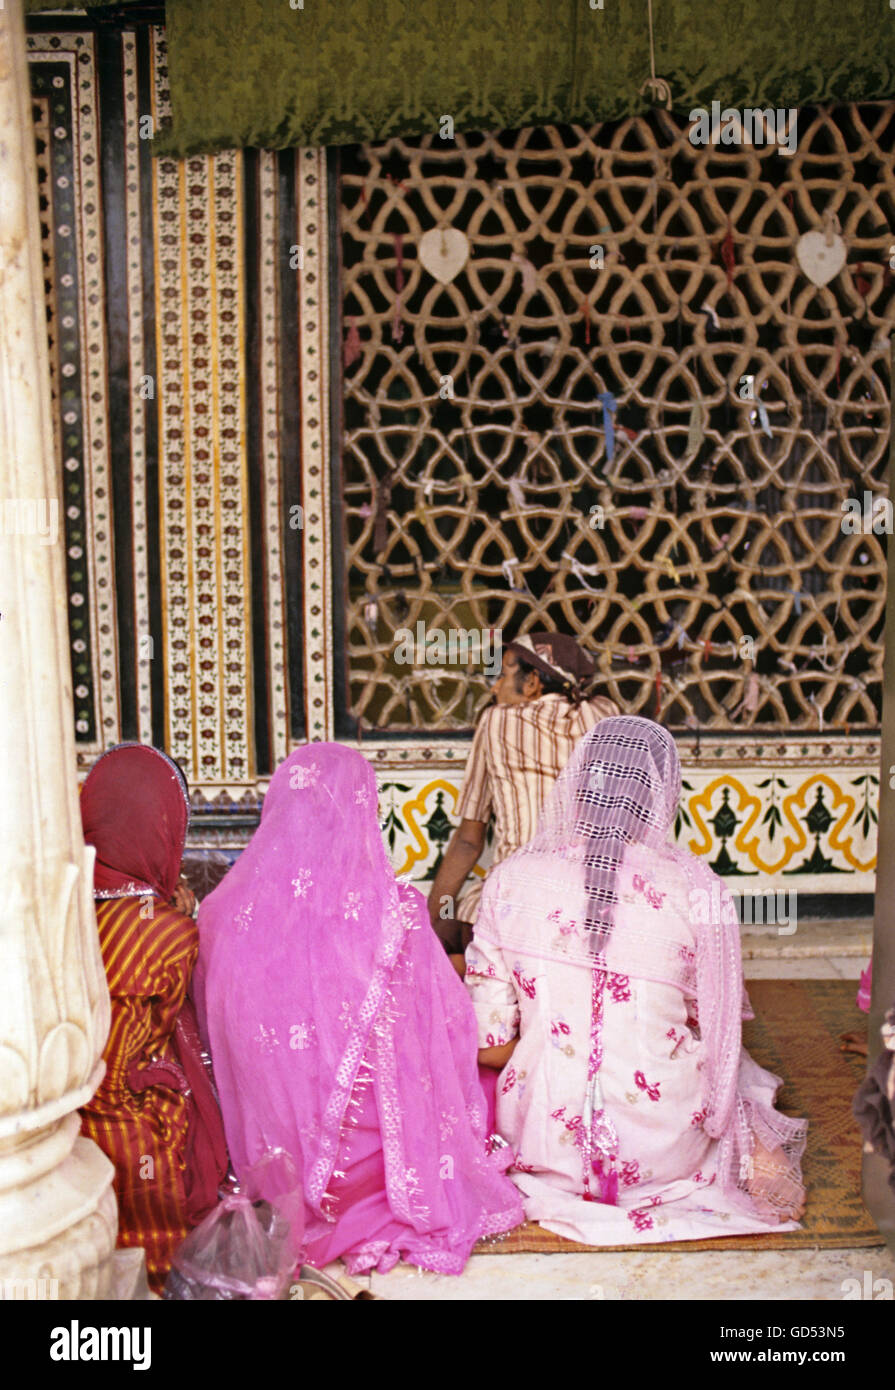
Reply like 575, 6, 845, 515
748, 1143, 807, 1223
840, 1030, 868, 1058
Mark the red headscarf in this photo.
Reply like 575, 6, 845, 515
81, 743, 190, 900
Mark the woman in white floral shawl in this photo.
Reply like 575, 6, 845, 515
466, 716, 808, 1245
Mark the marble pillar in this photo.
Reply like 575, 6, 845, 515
0, 0, 118, 1298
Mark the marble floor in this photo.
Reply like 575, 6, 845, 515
740, 916, 872, 980
358, 1246, 895, 1302
742, 953, 867, 980
332, 920, 893, 1301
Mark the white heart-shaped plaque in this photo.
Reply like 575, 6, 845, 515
418, 226, 469, 285
795, 229, 846, 287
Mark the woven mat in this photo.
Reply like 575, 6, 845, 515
476, 978, 883, 1254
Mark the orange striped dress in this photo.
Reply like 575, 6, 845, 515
80, 896, 198, 1292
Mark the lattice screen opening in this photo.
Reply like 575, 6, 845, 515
338, 109, 892, 734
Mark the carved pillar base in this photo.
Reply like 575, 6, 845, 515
0, 1115, 117, 1300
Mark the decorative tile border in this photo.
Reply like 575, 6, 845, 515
27, 35, 121, 758
150, 36, 195, 778
258, 149, 290, 767
296, 147, 333, 741
30, 94, 61, 449
121, 30, 153, 743
180, 740, 879, 898
368, 743, 879, 894
151, 28, 254, 788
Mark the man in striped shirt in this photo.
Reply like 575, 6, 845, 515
427, 631, 619, 953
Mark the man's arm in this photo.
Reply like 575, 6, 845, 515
427, 818, 487, 927
428, 705, 494, 928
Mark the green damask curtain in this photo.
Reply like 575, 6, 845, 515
159, 0, 895, 155
25, 1, 144, 8
26, 0, 895, 154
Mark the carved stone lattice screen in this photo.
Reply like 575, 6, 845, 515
339, 109, 893, 734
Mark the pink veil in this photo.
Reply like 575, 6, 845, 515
193, 744, 522, 1273
479, 715, 806, 1219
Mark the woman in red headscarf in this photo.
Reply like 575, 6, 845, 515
79, 744, 229, 1291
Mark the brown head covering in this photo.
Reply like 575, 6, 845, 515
81, 743, 190, 900
505, 632, 596, 702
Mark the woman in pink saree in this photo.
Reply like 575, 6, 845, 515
467, 715, 808, 1244
194, 744, 523, 1275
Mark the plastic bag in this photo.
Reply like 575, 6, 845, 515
163, 1193, 296, 1301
